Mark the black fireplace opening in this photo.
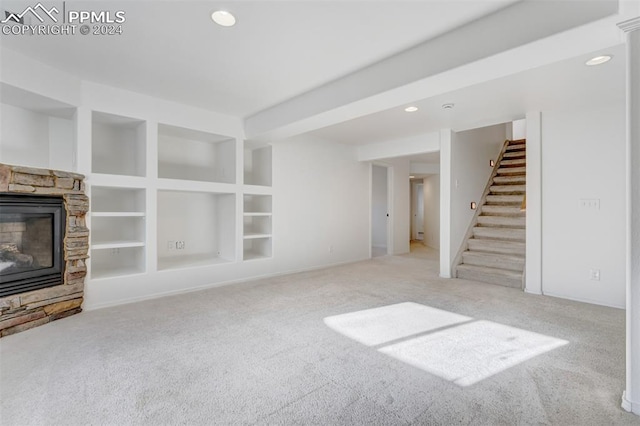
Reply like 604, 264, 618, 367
0, 194, 66, 297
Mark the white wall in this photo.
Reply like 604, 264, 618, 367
0, 103, 50, 167
450, 123, 505, 262
423, 174, 440, 249
372, 165, 388, 249
541, 104, 625, 308
273, 136, 370, 269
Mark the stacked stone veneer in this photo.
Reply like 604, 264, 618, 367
0, 163, 88, 337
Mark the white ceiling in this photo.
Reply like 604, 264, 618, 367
310, 43, 626, 145
0, 0, 518, 117
1, 0, 634, 153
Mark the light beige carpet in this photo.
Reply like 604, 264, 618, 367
1, 244, 638, 425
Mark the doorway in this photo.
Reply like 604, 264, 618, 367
371, 164, 390, 257
411, 180, 425, 241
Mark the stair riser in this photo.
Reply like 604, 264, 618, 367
462, 254, 524, 271
473, 227, 525, 241
456, 268, 522, 288
481, 206, 525, 216
477, 216, 525, 228
467, 240, 526, 255
501, 158, 526, 166
497, 167, 526, 175
490, 185, 526, 194
503, 151, 526, 159
493, 176, 526, 185
486, 195, 524, 205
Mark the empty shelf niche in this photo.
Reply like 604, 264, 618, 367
158, 123, 235, 184
92, 111, 146, 177
243, 215, 271, 239
157, 190, 236, 270
244, 238, 272, 261
91, 186, 145, 214
91, 216, 145, 248
243, 194, 272, 214
244, 143, 272, 186
91, 246, 145, 279
0, 83, 76, 171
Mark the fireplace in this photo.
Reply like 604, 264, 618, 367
0, 163, 88, 337
0, 195, 66, 297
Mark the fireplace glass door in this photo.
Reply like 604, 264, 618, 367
0, 195, 65, 297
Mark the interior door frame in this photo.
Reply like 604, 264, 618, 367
370, 162, 394, 257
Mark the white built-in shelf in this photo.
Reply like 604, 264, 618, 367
91, 187, 145, 213
158, 123, 236, 184
91, 212, 145, 217
242, 251, 272, 262
157, 190, 236, 269
158, 254, 233, 271
157, 178, 236, 194
243, 233, 272, 240
0, 83, 77, 171
242, 194, 272, 260
92, 111, 146, 177
244, 143, 272, 187
92, 264, 145, 280
90, 186, 146, 279
91, 246, 145, 279
243, 237, 272, 261
92, 241, 146, 250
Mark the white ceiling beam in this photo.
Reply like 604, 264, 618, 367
245, 0, 619, 141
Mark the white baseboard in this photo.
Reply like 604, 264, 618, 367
621, 391, 640, 415
83, 256, 370, 311
542, 291, 625, 310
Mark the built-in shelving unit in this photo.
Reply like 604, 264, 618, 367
157, 190, 236, 270
158, 124, 235, 184
90, 187, 146, 279
92, 111, 146, 177
0, 83, 76, 171
244, 143, 272, 187
243, 194, 272, 260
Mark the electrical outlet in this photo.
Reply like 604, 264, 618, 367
580, 199, 600, 210
589, 269, 601, 281
176, 241, 185, 250
167, 240, 174, 250
110, 248, 120, 255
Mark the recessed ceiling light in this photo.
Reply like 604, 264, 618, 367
585, 55, 612, 66
404, 106, 418, 112
211, 10, 236, 27
442, 103, 455, 109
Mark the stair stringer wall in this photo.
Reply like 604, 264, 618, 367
452, 139, 511, 276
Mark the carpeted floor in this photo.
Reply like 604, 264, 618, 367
1, 244, 639, 425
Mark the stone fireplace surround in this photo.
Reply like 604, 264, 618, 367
0, 163, 88, 337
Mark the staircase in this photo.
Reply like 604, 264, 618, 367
455, 139, 526, 288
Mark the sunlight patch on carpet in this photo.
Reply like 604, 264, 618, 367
324, 303, 569, 386
323, 302, 471, 346
379, 319, 568, 386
